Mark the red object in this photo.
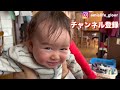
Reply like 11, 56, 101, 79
100, 42, 105, 48
100, 11, 119, 37
100, 42, 108, 48
70, 40, 97, 79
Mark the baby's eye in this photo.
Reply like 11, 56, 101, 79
60, 48, 67, 50
44, 47, 52, 50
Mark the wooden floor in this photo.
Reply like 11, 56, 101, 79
78, 40, 98, 63
0, 74, 13, 79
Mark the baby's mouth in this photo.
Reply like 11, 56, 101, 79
47, 62, 59, 66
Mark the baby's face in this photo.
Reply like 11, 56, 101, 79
30, 26, 71, 69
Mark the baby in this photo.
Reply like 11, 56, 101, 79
0, 11, 83, 79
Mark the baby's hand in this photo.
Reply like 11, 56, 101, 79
13, 64, 38, 79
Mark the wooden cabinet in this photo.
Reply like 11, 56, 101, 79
107, 37, 120, 70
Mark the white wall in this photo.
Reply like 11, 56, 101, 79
0, 11, 14, 51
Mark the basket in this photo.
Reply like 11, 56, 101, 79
89, 59, 118, 79
89, 64, 118, 79
90, 58, 116, 68
96, 71, 118, 79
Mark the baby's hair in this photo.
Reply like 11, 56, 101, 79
26, 11, 72, 41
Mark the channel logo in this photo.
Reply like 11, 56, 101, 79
82, 11, 89, 19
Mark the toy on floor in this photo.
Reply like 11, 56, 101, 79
91, 63, 118, 79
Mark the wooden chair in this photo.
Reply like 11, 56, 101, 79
0, 31, 4, 55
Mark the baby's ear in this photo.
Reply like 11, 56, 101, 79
28, 40, 33, 53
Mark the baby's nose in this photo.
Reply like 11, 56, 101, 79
50, 52, 60, 60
